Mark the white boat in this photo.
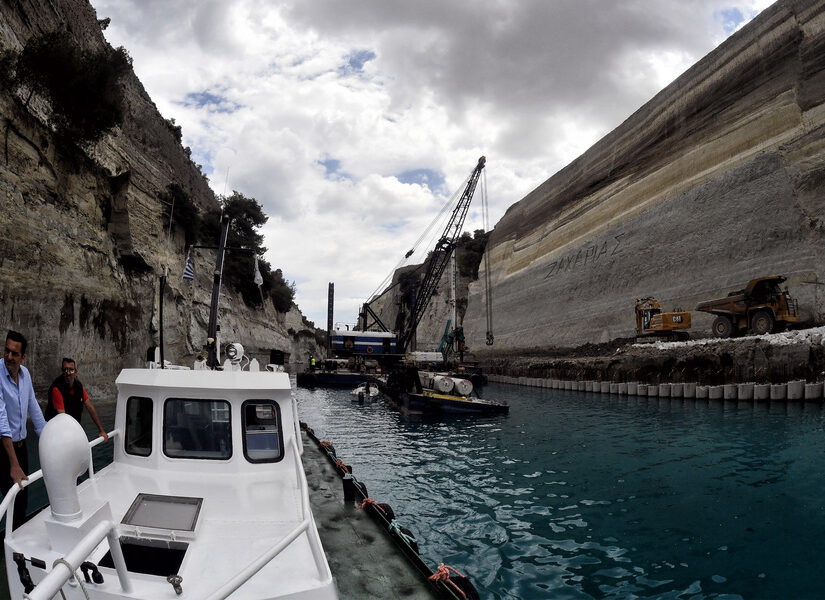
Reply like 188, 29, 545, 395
2, 350, 337, 599
349, 382, 379, 402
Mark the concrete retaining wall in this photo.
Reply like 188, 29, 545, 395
486, 374, 824, 401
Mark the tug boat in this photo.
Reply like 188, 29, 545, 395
2, 347, 337, 600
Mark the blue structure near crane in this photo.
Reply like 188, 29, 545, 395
298, 156, 497, 406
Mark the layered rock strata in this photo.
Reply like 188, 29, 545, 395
0, 0, 320, 399
464, 0, 825, 353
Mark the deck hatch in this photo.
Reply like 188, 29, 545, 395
121, 493, 202, 536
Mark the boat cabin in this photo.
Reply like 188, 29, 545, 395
3, 368, 336, 600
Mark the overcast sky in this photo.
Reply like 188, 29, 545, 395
89, 0, 773, 328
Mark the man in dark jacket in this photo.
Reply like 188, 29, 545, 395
45, 358, 108, 441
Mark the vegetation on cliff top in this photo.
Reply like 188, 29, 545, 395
457, 229, 490, 279
1, 31, 296, 316
0, 30, 131, 142
199, 192, 296, 312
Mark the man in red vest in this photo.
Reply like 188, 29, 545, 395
45, 358, 108, 441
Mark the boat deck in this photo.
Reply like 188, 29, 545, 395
301, 431, 439, 600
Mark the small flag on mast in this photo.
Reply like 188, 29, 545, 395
182, 252, 194, 281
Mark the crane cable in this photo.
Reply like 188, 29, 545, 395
366, 170, 472, 304
481, 168, 494, 345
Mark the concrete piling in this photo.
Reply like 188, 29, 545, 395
493, 374, 825, 405
805, 382, 823, 400
737, 383, 754, 400
770, 384, 787, 401
754, 384, 771, 401
786, 380, 804, 400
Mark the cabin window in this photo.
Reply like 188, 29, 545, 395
125, 396, 153, 457
163, 399, 232, 460
242, 400, 284, 463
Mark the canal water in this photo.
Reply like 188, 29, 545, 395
296, 383, 825, 600
4, 384, 825, 599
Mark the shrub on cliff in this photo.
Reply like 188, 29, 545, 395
1, 31, 131, 142
457, 229, 489, 279
199, 192, 296, 311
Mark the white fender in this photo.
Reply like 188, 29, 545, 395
39, 414, 89, 523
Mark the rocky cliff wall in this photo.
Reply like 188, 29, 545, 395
0, 0, 321, 400
464, 0, 825, 353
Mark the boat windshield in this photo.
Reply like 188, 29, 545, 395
164, 398, 232, 460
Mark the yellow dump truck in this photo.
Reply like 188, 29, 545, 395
635, 297, 692, 342
695, 275, 799, 337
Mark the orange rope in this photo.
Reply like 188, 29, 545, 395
357, 498, 387, 516
335, 459, 350, 473
428, 563, 467, 598
320, 440, 334, 452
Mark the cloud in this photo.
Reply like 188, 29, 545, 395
90, 0, 770, 327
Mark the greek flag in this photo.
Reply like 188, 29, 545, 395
182, 256, 194, 281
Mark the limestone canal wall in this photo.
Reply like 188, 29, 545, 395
0, 0, 321, 399
464, 0, 825, 354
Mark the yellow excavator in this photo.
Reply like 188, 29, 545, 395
635, 297, 691, 342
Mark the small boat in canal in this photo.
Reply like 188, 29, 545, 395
351, 380, 380, 402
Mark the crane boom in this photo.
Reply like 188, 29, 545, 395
397, 156, 486, 352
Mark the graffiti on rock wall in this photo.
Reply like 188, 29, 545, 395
543, 234, 626, 280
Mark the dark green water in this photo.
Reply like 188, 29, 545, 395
5, 387, 825, 599
296, 383, 825, 600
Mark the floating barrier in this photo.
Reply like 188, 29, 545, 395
485, 374, 824, 402
301, 423, 478, 600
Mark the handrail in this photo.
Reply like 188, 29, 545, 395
7, 429, 331, 599
203, 436, 331, 600
23, 519, 132, 600
1, 428, 119, 539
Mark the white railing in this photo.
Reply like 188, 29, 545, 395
1, 429, 120, 539
203, 435, 331, 600
23, 519, 132, 600
6, 428, 330, 600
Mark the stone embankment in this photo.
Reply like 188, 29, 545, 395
478, 326, 825, 391
489, 375, 825, 402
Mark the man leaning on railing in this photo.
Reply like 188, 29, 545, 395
0, 330, 47, 530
